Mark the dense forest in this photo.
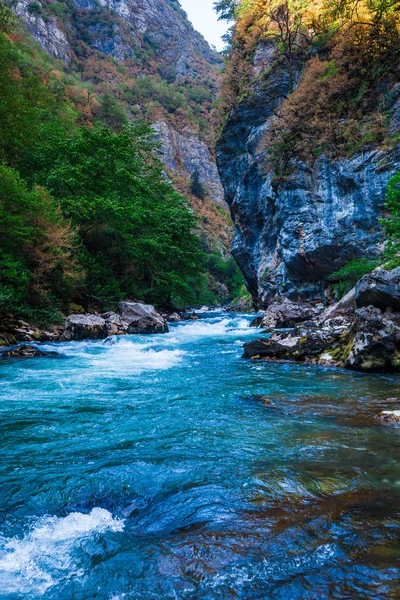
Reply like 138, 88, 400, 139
0, 1, 246, 325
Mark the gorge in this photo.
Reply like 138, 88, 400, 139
1, 0, 400, 598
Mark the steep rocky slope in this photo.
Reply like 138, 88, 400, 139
216, 2, 400, 307
14, 0, 225, 207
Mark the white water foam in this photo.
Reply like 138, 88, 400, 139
0, 508, 124, 596
174, 317, 254, 339
91, 338, 185, 373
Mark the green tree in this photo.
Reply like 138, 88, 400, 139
34, 124, 205, 307
190, 168, 206, 200
0, 165, 79, 320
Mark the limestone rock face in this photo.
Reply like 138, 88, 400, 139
355, 268, 400, 311
63, 315, 107, 341
153, 121, 225, 207
15, 0, 71, 63
118, 302, 168, 334
216, 41, 400, 307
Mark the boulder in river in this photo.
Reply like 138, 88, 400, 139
260, 297, 324, 331
63, 314, 107, 341
355, 268, 400, 311
244, 316, 353, 366
118, 302, 168, 334
376, 410, 400, 423
1, 345, 48, 359
346, 306, 400, 372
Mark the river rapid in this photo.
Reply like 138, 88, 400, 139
0, 311, 399, 599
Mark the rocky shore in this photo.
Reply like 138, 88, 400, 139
244, 268, 400, 373
0, 302, 172, 358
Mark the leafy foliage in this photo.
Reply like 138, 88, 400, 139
0, 18, 210, 319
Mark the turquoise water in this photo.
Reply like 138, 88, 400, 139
0, 311, 399, 599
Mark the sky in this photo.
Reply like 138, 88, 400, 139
179, 0, 230, 51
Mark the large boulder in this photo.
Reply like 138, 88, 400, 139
63, 314, 107, 341
244, 316, 353, 366
355, 268, 400, 311
260, 297, 324, 331
118, 302, 168, 334
346, 306, 400, 372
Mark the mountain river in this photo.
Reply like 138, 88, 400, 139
0, 311, 399, 599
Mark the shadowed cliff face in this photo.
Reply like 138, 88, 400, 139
217, 43, 400, 307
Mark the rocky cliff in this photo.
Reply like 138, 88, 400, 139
13, 0, 225, 205
216, 11, 400, 307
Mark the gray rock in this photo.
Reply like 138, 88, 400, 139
153, 121, 226, 207
63, 314, 107, 341
355, 268, 400, 311
216, 39, 400, 307
260, 297, 324, 331
0, 345, 48, 359
243, 316, 353, 366
376, 410, 400, 423
118, 302, 168, 334
102, 312, 128, 336
346, 306, 400, 372
166, 313, 182, 323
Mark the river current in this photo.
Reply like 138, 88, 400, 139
0, 311, 399, 599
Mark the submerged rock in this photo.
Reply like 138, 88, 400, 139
1, 345, 48, 359
376, 410, 400, 423
63, 314, 107, 341
118, 302, 168, 334
355, 268, 400, 311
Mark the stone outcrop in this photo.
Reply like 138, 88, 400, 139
216, 40, 400, 307
62, 303, 169, 340
346, 307, 400, 372
244, 314, 353, 367
355, 268, 400, 311
260, 297, 324, 331
244, 268, 400, 372
0, 319, 61, 346
0, 344, 50, 359
118, 302, 169, 334
63, 314, 107, 341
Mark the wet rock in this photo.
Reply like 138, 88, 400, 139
250, 316, 263, 327
355, 268, 400, 311
346, 307, 400, 372
182, 313, 199, 321
260, 297, 324, 331
101, 312, 127, 336
244, 316, 353, 366
1, 345, 47, 359
376, 410, 400, 423
166, 313, 182, 323
63, 314, 107, 341
0, 318, 61, 344
118, 302, 168, 334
